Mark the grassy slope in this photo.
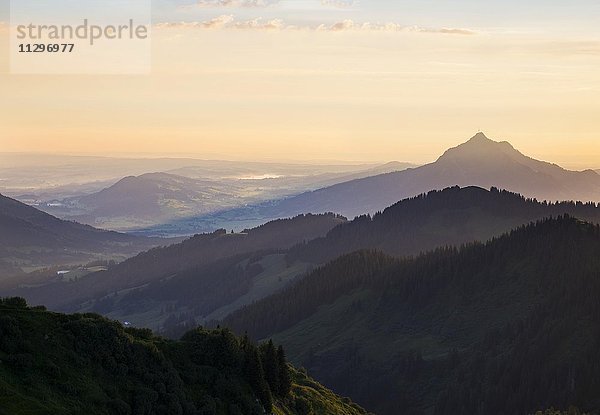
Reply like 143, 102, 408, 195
275, 368, 369, 415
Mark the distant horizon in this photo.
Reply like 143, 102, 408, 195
2, 132, 599, 171
3, 1, 600, 168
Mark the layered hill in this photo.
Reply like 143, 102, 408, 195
14, 187, 600, 337
41, 172, 251, 232
37, 162, 413, 236
8, 213, 346, 330
0, 298, 367, 415
287, 186, 600, 264
222, 133, 600, 221
0, 194, 165, 277
223, 216, 600, 415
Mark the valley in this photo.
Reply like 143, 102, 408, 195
4, 0, 599, 411
2, 133, 600, 415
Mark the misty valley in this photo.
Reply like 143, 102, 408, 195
1, 134, 600, 414
5, 0, 600, 410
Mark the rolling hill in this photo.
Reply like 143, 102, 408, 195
8, 213, 347, 329
0, 194, 166, 277
35, 163, 414, 235
0, 298, 367, 415
203, 133, 600, 223
40, 172, 251, 232
286, 186, 600, 264
223, 216, 600, 414
13, 187, 600, 337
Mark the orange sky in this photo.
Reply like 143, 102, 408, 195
1, 18, 600, 168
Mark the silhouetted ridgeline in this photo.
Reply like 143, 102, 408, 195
0, 193, 165, 277
13, 213, 345, 310
13, 186, 600, 339
0, 298, 366, 415
237, 133, 600, 221
287, 186, 600, 264
223, 216, 600, 415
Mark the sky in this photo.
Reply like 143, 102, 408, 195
1, 0, 600, 168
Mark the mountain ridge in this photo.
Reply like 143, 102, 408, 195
0, 193, 166, 277
11, 186, 600, 337
194, 133, 600, 224
0, 298, 368, 415
285, 186, 600, 265
222, 216, 600, 414
8, 213, 346, 316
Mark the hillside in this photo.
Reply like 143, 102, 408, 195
35, 162, 413, 236
287, 186, 600, 264
40, 172, 251, 232
8, 213, 346, 328
0, 298, 367, 415
212, 133, 600, 222
0, 194, 165, 277
223, 216, 600, 415
16, 187, 600, 336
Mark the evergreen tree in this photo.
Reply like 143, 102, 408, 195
277, 345, 292, 397
260, 340, 280, 397
243, 342, 272, 411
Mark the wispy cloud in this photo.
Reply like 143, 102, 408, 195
202, 14, 235, 28
318, 20, 476, 35
182, 0, 355, 9
233, 17, 285, 29
320, 0, 356, 8
157, 16, 476, 35
156, 15, 284, 30
184, 0, 280, 8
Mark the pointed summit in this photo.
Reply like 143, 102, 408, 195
437, 132, 519, 163
469, 131, 491, 142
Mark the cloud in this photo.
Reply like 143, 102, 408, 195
156, 16, 476, 35
428, 28, 477, 35
156, 15, 287, 30
187, 0, 280, 8
320, 0, 356, 8
202, 14, 235, 28
233, 17, 285, 30
318, 20, 476, 35
181, 0, 355, 11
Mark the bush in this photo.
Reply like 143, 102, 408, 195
0, 315, 23, 353
0, 297, 28, 309
295, 397, 313, 415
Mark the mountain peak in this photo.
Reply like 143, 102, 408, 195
437, 132, 520, 163
469, 131, 491, 142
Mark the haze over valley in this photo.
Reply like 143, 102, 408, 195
0, 154, 412, 235
2, 0, 600, 411
0, 0, 600, 415
3, 130, 600, 414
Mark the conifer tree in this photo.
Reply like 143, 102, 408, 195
277, 345, 292, 397
243, 342, 272, 411
260, 339, 280, 397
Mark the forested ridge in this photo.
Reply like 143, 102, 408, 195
287, 186, 600, 264
0, 298, 367, 415
13, 186, 600, 339
10, 213, 345, 311
224, 216, 600, 415
0, 193, 164, 277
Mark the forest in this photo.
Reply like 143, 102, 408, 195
0, 297, 366, 415
223, 216, 600, 415
287, 186, 600, 264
